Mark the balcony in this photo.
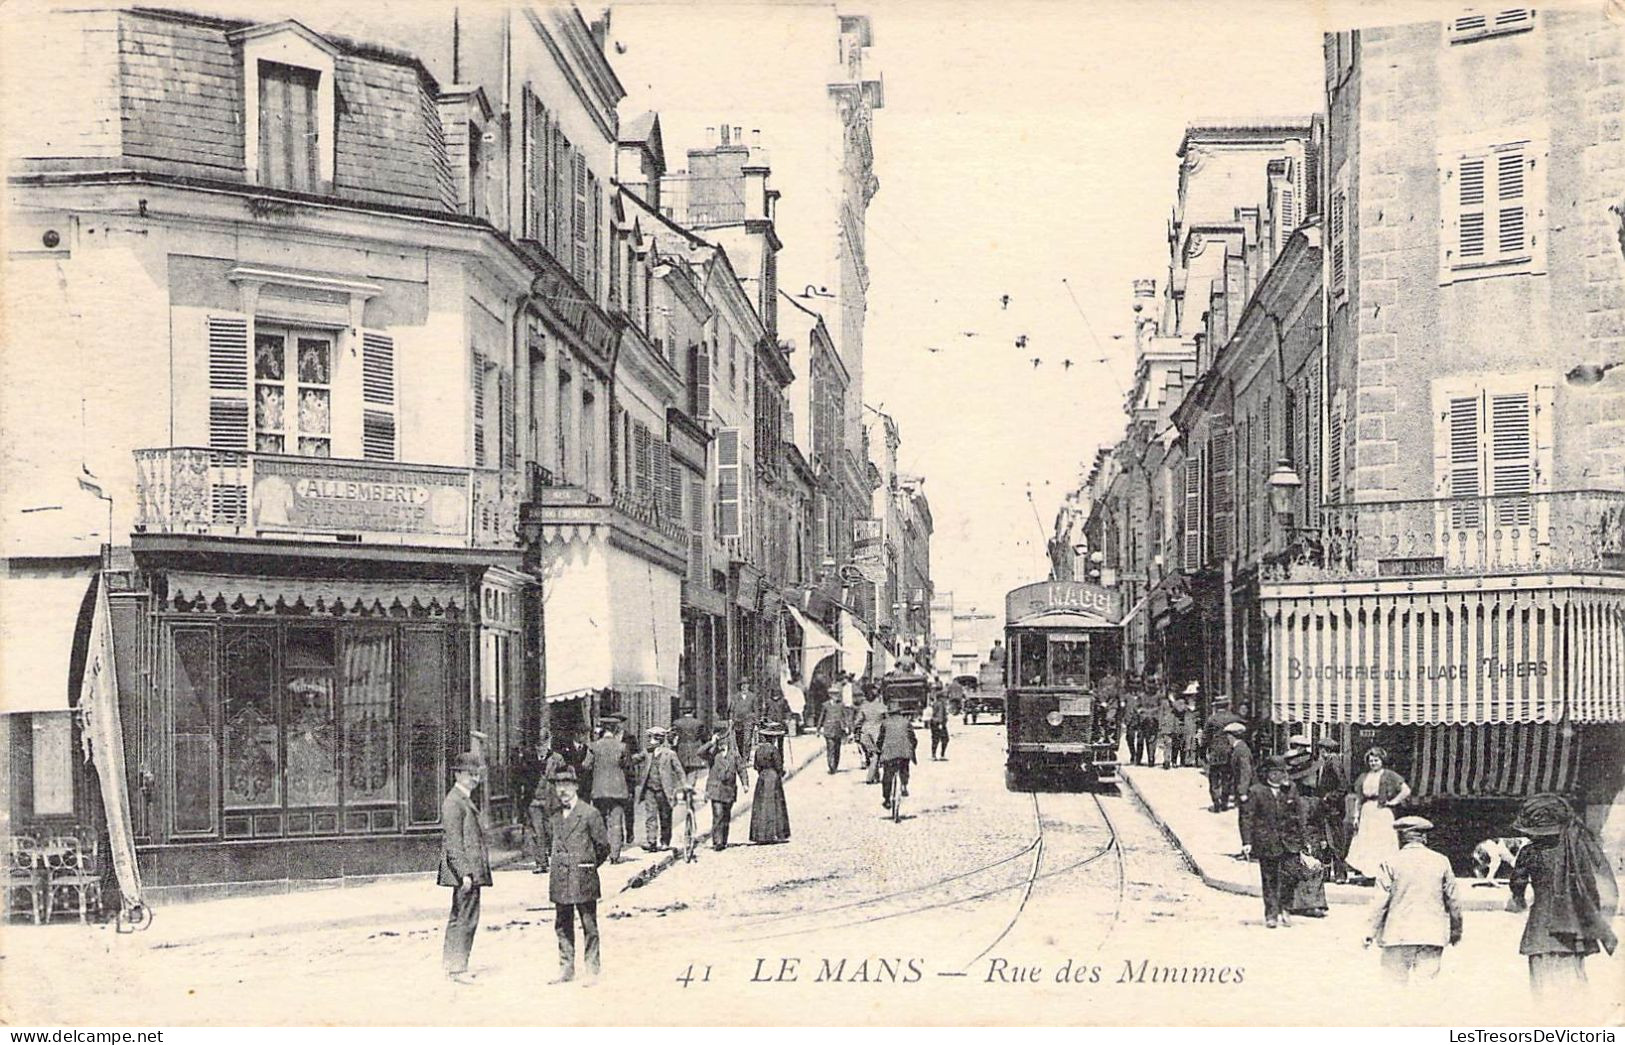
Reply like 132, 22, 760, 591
132, 448, 519, 550
1265, 490, 1625, 583
519, 473, 688, 572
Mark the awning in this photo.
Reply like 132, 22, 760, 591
541, 539, 612, 700
1410, 723, 1581, 798
839, 610, 872, 675
1262, 579, 1625, 725
608, 546, 681, 692
786, 605, 838, 681
77, 574, 146, 918
1, 563, 96, 714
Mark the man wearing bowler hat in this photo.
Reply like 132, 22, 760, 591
548, 765, 610, 984
1242, 755, 1315, 928
582, 716, 629, 864
438, 752, 490, 984
1365, 815, 1462, 983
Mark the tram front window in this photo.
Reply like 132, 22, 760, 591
1017, 634, 1047, 686
1049, 634, 1090, 687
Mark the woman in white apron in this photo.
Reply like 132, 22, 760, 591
1345, 745, 1411, 883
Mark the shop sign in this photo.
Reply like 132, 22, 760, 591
1286, 657, 1550, 682
252, 457, 470, 537
1005, 581, 1123, 623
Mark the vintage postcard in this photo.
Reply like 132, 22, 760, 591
0, 0, 1622, 1028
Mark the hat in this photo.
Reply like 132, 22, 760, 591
1288, 734, 1312, 747
1263, 755, 1290, 774
548, 765, 578, 783
452, 752, 483, 773
599, 714, 625, 724
1182, 681, 1200, 695
646, 725, 669, 738
1393, 816, 1434, 832
757, 722, 787, 737
1315, 737, 1340, 752
1223, 722, 1247, 735
1511, 794, 1575, 837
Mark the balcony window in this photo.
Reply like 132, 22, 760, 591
254, 328, 332, 456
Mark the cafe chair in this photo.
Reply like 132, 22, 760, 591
4, 836, 44, 924
46, 835, 102, 924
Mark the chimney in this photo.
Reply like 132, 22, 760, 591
706, 126, 716, 145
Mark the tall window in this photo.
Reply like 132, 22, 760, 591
1443, 136, 1544, 281
580, 386, 596, 487
258, 61, 319, 193
254, 329, 331, 456
556, 370, 573, 480
1435, 382, 1548, 528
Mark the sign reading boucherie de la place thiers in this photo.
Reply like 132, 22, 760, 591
251, 457, 470, 537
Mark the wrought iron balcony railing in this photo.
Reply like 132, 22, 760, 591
610, 485, 688, 545
1264, 489, 1625, 582
132, 447, 519, 549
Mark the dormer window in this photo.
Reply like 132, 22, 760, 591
230, 21, 338, 193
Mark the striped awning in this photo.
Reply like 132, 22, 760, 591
1262, 579, 1625, 725
1410, 723, 1581, 798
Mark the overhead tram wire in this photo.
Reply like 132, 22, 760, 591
1061, 276, 1130, 401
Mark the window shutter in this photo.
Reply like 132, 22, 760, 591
1212, 428, 1235, 560
500, 370, 516, 469
1445, 393, 1483, 528
662, 445, 682, 523
590, 175, 603, 300
207, 316, 250, 452
1488, 391, 1532, 525
573, 153, 588, 282
1327, 392, 1344, 503
472, 352, 487, 468
555, 132, 570, 260
1458, 154, 1488, 262
1495, 146, 1527, 258
1329, 188, 1348, 290
1182, 458, 1201, 572
634, 421, 652, 499
360, 332, 397, 461
520, 86, 535, 238
691, 343, 711, 421
363, 411, 396, 462
718, 428, 741, 539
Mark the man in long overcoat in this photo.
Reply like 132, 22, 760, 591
528, 739, 569, 874
548, 767, 610, 984
637, 727, 687, 850
582, 717, 628, 863
1241, 756, 1314, 929
820, 693, 848, 773
701, 726, 750, 850
438, 752, 491, 984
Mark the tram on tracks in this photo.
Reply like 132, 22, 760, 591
1002, 580, 1125, 790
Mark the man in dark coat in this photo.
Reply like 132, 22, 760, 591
701, 726, 750, 850
637, 727, 686, 850
1160, 686, 1191, 768
729, 685, 758, 757
1230, 723, 1256, 853
807, 675, 830, 729
820, 694, 848, 773
528, 738, 569, 874
1205, 711, 1236, 812
877, 702, 918, 810
1129, 688, 1159, 766
671, 704, 706, 788
438, 752, 490, 984
581, 717, 628, 863
927, 689, 951, 760
1305, 737, 1349, 882
1242, 756, 1315, 929
548, 767, 610, 984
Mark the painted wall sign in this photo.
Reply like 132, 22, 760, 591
252, 457, 470, 536
1005, 581, 1123, 624
1286, 657, 1550, 682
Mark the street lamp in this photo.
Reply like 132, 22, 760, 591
1266, 458, 1303, 520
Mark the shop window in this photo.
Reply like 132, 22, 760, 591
30, 712, 74, 818
343, 630, 395, 804
403, 628, 448, 825
254, 328, 332, 456
222, 627, 278, 811
284, 628, 337, 808
171, 628, 217, 834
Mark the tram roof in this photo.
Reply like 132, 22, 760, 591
1007, 609, 1120, 630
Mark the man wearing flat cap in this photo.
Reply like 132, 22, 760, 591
1366, 815, 1463, 983
438, 752, 491, 984
638, 726, 687, 851
548, 765, 610, 984
1306, 737, 1350, 883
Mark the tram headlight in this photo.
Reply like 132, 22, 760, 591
1045, 711, 1064, 728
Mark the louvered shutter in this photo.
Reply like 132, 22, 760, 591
573, 153, 588, 282
691, 343, 711, 421
1446, 394, 1483, 528
555, 132, 570, 259
1495, 146, 1527, 258
1457, 154, 1488, 262
1182, 459, 1201, 572
472, 352, 487, 468
718, 428, 741, 538
361, 332, 396, 461
634, 422, 652, 499
590, 174, 603, 300
1327, 395, 1344, 504
1305, 383, 1319, 526
1489, 391, 1532, 525
1329, 188, 1347, 290
207, 316, 250, 451
500, 370, 516, 469
1212, 428, 1236, 560
520, 86, 535, 238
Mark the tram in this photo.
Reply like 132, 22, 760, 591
1002, 580, 1125, 790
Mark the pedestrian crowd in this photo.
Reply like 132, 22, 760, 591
1123, 678, 1618, 996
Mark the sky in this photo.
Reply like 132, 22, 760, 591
609, 0, 1448, 622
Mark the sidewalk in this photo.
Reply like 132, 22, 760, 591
74, 738, 825, 950
1117, 762, 1508, 910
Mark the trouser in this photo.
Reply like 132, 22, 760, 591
825, 735, 842, 772
555, 900, 600, 980
622, 796, 635, 844
863, 738, 882, 782
1380, 944, 1443, 984
1162, 732, 1182, 767
734, 724, 752, 758
1127, 726, 1145, 764
591, 798, 624, 861
1528, 954, 1589, 997
1314, 813, 1348, 880
711, 799, 735, 848
1258, 854, 1292, 920
882, 758, 911, 803
930, 723, 949, 758
1208, 762, 1234, 811
441, 884, 480, 973
528, 803, 555, 869
644, 791, 674, 848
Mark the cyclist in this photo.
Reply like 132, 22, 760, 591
877, 697, 918, 813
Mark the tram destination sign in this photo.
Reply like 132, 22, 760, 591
1005, 581, 1123, 624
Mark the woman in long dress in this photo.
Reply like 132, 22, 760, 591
1509, 794, 1619, 999
1284, 736, 1328, 916
749, 724, 791, 844
1345, 746, 1410, 883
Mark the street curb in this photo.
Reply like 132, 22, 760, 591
620, 735, 826, 893
1116, 770, 1510, 910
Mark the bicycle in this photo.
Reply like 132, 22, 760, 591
885, 763, 905, 823
679, 787, 699, 863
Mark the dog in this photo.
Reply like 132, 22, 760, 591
1471, 836, 1530, 886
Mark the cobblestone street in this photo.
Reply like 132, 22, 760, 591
4, 726, 1619, 1026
